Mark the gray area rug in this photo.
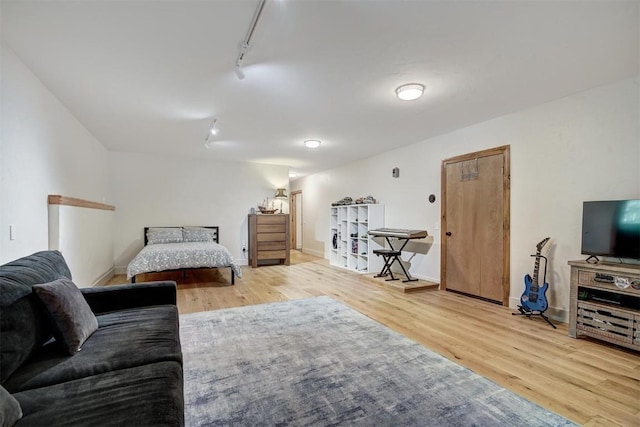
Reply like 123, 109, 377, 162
180, 296, 576, 426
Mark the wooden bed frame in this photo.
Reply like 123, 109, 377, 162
131, 226, 235, 285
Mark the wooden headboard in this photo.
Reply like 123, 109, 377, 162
144, 226, 219, 246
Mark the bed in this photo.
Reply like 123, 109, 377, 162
127, 226, 242, 284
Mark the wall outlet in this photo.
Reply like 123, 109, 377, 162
241, 240, 246, 252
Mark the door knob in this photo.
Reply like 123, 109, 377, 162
445, 232, 452, 236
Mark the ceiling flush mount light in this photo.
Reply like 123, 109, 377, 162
395, 83, 425, 101
304, 140, 321, 149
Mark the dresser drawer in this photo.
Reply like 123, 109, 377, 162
257, 224, 286, 233
257, 232, 286, 242
258, 250, 287, 260
257, 241, 285, 251
256, 215, 286, 225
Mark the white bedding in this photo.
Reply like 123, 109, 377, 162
127, 241, 242, 279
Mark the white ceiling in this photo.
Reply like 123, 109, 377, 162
2, 1, 638, 179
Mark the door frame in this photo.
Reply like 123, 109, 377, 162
290, 190, 302, 250
440, 145, 511, 305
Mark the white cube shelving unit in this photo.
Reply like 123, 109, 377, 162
330, 204, 384, 274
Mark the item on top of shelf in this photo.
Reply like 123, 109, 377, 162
332, 196, 353, 206
258, 198, 278, 214
355, 195, 377, 204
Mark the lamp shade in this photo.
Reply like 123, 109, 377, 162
274, 188, 288, 199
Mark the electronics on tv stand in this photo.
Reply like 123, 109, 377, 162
594, 273, 614, 283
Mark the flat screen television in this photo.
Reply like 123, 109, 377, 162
581, 199, 640, 261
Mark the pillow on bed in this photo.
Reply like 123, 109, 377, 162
147, 227, 184, 245
183, 227, 217, 242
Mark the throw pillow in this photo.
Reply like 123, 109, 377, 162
183, 227, 216, 242
33, 278, 98, 355
146, 228, 183, 245
0, 385, 22, 427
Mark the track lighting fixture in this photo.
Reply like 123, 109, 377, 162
234, 66, 245, 80
234, 0, 267, 80
204, 118, 220, 148
208, 119, 219, 137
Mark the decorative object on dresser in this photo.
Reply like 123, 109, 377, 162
513, 237, 556, 329
329, 203, 384, 274
568, 261, 640, 351
258, 197, 278, 214
248, 214, 290, 268
127, 226, 241, 284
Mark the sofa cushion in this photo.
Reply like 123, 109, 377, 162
0, 251, 72, 383
4, 305, 181, 392
13, 361, 184, 427
33, 278, 98, 355
0, 385, 22, 427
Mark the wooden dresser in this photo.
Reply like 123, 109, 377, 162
248, 214, 290, 268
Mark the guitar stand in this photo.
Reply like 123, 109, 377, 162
512, 306, 557, 329
512, 254, 557, 329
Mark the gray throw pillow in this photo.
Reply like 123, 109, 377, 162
147, 228, 184, 245
183, 227, 216, 242
33, 278, 98, 355
0, 385, 22, 427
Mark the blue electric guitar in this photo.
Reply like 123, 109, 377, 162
520, 237, 551, 312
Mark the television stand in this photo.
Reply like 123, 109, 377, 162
585, 255, 599, 264
568, 260, 640, 351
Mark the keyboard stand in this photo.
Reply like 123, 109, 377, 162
373, 237, 418, 282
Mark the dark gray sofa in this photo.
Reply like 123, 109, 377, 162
0, 250, 184, 426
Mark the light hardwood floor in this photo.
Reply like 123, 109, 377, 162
109, 251, 640, 426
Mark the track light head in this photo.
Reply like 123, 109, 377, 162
234, 66, 245, 80
206, 118, 220, 141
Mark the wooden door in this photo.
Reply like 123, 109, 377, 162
441, 146, 510, 305
290, 190, 302, 250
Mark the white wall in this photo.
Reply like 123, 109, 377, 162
292, 76, 640, 321
109, 151, 289, 272
0, 47, 111, 273
48, 204, 115, 287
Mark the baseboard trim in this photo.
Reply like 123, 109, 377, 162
92, 267, 115, 287
305, 248, 325, 258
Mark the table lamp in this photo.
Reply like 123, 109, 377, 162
274, 188, 288, 213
